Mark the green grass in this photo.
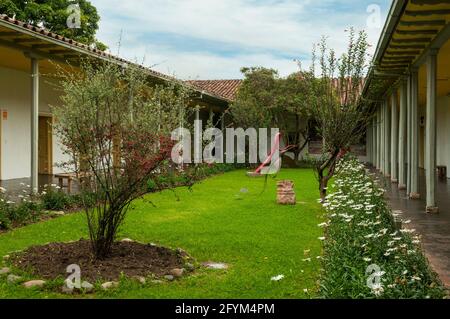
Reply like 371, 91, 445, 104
0, 169, 324, 299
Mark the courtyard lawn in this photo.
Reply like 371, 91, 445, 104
0, 169, 324, 299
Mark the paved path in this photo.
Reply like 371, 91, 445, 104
375, 169, 450, 289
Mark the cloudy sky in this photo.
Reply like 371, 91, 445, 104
90, 0, 392, 80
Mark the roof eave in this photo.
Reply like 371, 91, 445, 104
362, 0, 408, 98
0, 16, 230, 105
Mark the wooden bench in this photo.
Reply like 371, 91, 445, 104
55, 172, 94, 193
55, 173, 77, 193
437, 166, 447, 180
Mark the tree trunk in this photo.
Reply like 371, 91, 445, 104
317, 148, 340, 201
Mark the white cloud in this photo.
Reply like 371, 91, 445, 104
112, 42, 303, 79
90, 0, 389, 79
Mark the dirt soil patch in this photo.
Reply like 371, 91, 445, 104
12, 240, 189, 282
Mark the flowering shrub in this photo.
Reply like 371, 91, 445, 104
53, 61, 193, 259
0, 189, 43, 230
319, 156, 445, 299
41, 186, 73, 211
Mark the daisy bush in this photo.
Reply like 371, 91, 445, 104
319, 156, 445, 299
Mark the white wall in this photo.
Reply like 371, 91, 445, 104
0, 65, 69, 180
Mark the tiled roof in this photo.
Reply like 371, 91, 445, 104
186, 80, 242, 101
0, 15, 123, 62
0, 14, 230, 103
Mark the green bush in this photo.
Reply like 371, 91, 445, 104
319, 156, 445, 299
41, 187, 73, 211
147, 163, 235, 193
71, 191, 98, 209
0, 190, 11, 229
0, 200, 11, 230
11, 201, 43, 224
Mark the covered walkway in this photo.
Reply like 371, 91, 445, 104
0, 175, 76, 200
378, 169, 450, 288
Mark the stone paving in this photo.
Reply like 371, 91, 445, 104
375, 168, 450, 289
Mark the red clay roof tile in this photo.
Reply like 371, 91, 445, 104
186, 79, 242, 101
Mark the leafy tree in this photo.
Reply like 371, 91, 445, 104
308, 29, 372, 200
230, 67, 313, 164
0, 0, 107, 50
53, 61, 192, 259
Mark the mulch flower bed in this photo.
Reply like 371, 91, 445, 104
12, 240, 190, 282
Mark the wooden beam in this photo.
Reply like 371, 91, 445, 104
411, 0, 450, 4
377, 69, 407, 74
0, 38, 75, 65
32, 44, 58, 50
382, 61, 412, 65
391, 38, 432, 43
381, 62, 410, 66
14, 37, 40, 43
383, 56, 416, 61
399, 20, 446, 27
405, 9, 450, 16
390, 44, 426, 49
413, 22, 450, 68
386, 50, 421, 55
0, 31, 20, 37
49, 49, 70, 55
396, 29, 439, 35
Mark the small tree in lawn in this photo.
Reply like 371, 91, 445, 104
230, 67, 313, 163
53, 61, 192, 259
309, 29, 372, 200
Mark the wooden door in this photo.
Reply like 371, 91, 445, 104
38, 116, 53, 175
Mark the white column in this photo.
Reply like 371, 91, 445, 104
372, 117, 377, 166
367, 124, 372, 164
376, 107, 380, 169
391, 90, 399, 183
406, 75, 412, 195
425, 51, 439, 214
31, 58, 39, 194
380, 103, 385, 173
398, 80, 407, 190
384, 99, 391, 177
194, 107, 201, 164
410, 69, 420, 199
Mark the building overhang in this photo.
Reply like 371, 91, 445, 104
363, 0, 450, 102
0, 15, 230, 107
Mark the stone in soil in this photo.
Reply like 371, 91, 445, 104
121, 238, 134, 243
134, 276, 146, 284
184, 263, 195, 272
170, 268, 184, 278
81, 281, 94, 292
164, 275, 174, 281
23, 280, 46, 289
7, 274, 22, 284
101, 281, 119, 290
61, 285, 74, 294
0, 267, 10, 275
202, 262, 229, 270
